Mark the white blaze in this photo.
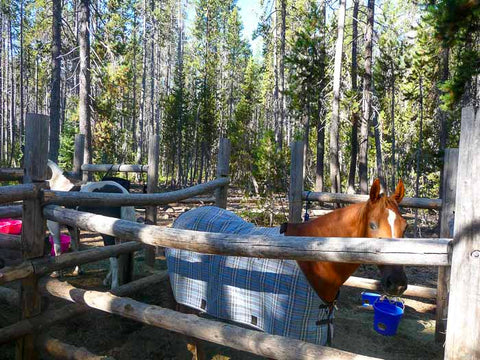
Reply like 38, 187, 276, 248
387, 209, 397, 238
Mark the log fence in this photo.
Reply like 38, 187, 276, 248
0, 108, 478, 359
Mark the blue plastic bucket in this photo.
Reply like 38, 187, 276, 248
361, 292, 381, 307
373, 298, 404, 336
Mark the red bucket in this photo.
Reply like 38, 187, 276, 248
0, 219, 22, 235
49, 234, 71, 256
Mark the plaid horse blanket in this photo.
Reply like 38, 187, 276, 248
165, 206, 334, 345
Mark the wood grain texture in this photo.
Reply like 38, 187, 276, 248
44, 205, 452, 266
42, 177, 229, 207
44, 280, 379, 360
435, 148, 458, 343
145, 134, 160, 268
214, 138, 231, 209
445, 107, 480, 359
289, 141, 305, 222
73, 134, 85, 180
303, 191, 442, 210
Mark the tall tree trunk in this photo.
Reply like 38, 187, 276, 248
79, 0, 92, 176
438, 47, 449, 198
49, 0, 62, 162
131, 9, 138, 158
347, 0, 359, 194
149, 0, 155, 137
273, 0, 279, 147
373, 110, 385, 189
8, 17, 15, 166
19, 0, 24, 142
329, 0, 346, 194
359, 0, 375, 194
137, 0, 147, 164
279, 0, 286, 150
176, 0, 184, 185
390, 62, 397, 191
315, 0, 326, 192
414, 76, 424, 236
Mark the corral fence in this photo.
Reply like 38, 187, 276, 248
0, 108, 478, 359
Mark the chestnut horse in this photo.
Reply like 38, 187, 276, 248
170, 179, 408, 358
282, 178, 408, 305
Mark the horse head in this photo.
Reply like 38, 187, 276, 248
364, 179, 408, 296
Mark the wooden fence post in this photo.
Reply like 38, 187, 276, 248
73, 134, 85, 181
144, 135, 160, 268
16, 114, 49, 360
435, 148, 458, 343
444, 107, 480, 359
214, 138, 231, 209
289, 141, 305, 223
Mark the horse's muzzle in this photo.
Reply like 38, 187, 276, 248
382, 271, 408, 296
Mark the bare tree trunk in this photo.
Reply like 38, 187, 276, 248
279, 0, 286, 151
359, 0, 375, 194
149, 0, 155, 138
79, 0, 92, 179
373, 111, 385, 189
315, 0, 326, 193
8, 17, 15, 166
390, 62, 397, 191
347, 0, 359, 194
273, 0, 279, 147
49, 0, 62, 162
438, 47, 449, 198
414, 76, 424, 236
19, 0, 25, 142
329, 0, 346, 194
131, 9, 138, 158
176, 0, 184, 185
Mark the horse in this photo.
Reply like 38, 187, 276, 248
166, 179, 408, 358
46, 160, 136, 288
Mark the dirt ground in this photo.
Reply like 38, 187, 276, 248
0, 200, 445, 359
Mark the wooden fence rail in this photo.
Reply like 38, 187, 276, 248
303, 191, 442, 210
0, 184, 37, 205
0, 205, 23, 218
0, 234, 21, 250
0, 273, 168, 345
43, 205, 452, 266
0, 242, 142, 285
43, 280, 379, 360
42, 177, 230, 207
81, 164, 149, 173
0, 168, 23, 181
344, 276, 437, 299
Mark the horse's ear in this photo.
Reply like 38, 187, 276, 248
392, 179, 405, 204
369, 178, 381, 202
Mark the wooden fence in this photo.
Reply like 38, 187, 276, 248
0, 108, 478, 359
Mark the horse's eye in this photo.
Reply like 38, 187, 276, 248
369, 222, 378, 230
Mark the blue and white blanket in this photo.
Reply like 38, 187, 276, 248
165, 206, 334, 345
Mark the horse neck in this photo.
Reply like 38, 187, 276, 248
291, 203, 368, 304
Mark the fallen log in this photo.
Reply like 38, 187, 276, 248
0, 272, 168, 344
44, 205, 452, 266
44, 280, 379, 360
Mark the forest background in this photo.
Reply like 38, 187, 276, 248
0, 0, 479, 200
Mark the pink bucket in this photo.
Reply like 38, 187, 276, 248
49, 234, 71, 256
0, 219, 22, 235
